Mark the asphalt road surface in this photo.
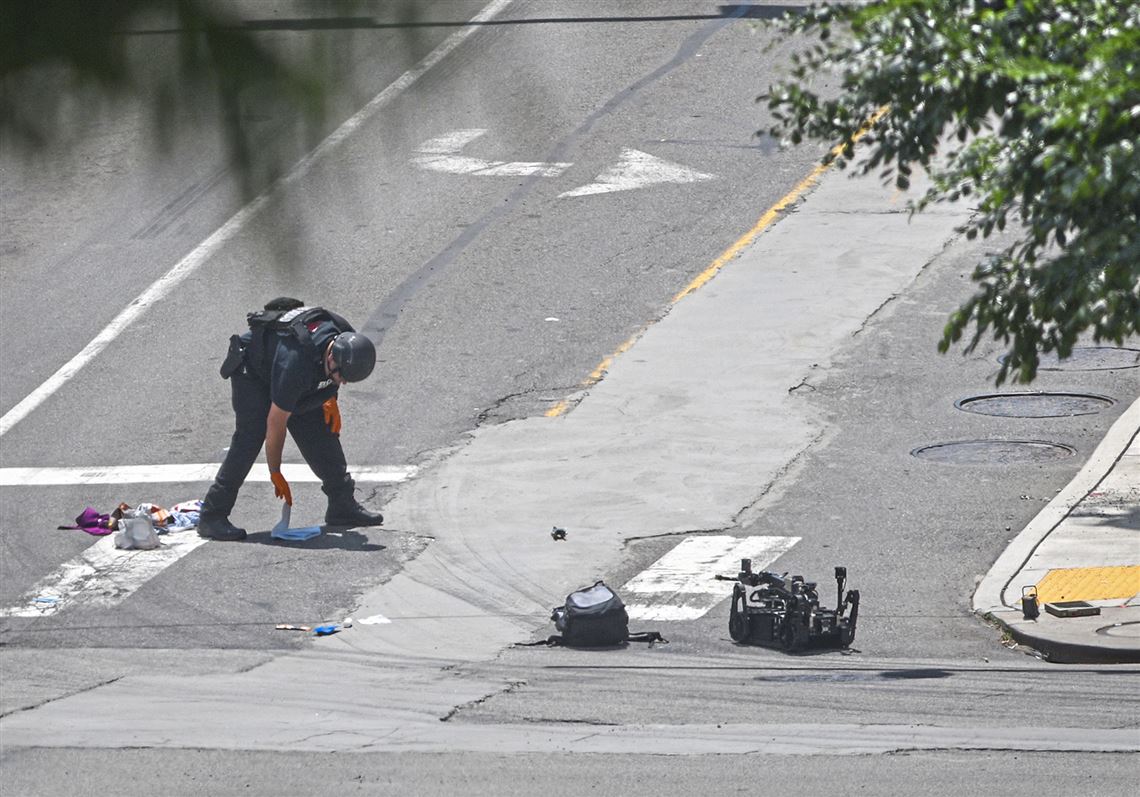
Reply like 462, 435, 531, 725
2, 2, 1138, 795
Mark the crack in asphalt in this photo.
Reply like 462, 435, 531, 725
731, 427, 829, 528
439, 679, 528, 722
0, 675, 124, 720
475, 385, 580, 426
623, 528, 732, 544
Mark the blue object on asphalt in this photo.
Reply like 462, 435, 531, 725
271, 526, 322, 541
312, 624, 340, 636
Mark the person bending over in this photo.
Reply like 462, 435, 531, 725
199, 298, 384, 541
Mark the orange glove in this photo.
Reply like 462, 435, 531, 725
323, 397, 341, 435
270, 471, 293, 506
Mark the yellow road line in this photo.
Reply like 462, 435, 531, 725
546, 107, 889, 418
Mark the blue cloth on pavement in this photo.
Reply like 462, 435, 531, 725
271, 525, 322, 541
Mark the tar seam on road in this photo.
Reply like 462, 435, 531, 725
544, 106, 890, 418
0, 0, 515, 439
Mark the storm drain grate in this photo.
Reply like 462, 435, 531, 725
911, 439, 1075, 464
955, 392, 1115, 418
1000, 346, 1140, 371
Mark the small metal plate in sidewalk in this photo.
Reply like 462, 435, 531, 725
955, 392, 1115, 418
1044, 601, 1102, 618
911, 439, 1075, 464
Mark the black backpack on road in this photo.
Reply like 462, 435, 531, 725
537, 581, 665, 648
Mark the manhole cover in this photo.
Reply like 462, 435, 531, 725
911, 440, 1076, 464
999, 346, 1140, 371
955, 392, 1115, 418
1095, 621, 1140, 639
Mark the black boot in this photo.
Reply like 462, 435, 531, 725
325, 496, 384, 527
198, 512, 247, 541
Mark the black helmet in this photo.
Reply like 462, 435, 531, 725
330, 332, 376, 382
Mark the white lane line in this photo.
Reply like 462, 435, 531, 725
413, 129, 571, 176
622, 535, 799, 621
559, 148, 715, 197
0, 0, 514, 439
0, 527, 209, 618
0, 464, 416, 486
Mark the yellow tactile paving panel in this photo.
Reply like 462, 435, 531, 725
1035, 565, 1140, 604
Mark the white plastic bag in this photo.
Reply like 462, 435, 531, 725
114, 509, 160, 550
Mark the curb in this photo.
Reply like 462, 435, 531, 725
989, 608, 1140, 664
973, 396, 1140, 663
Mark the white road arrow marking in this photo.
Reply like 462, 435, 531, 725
559, 148, 716, 197
0, 463, 416, 486
621, 535, 799, 621
413, 129, 570, 177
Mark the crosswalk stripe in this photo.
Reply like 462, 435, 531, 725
0, 463, 416, 486
0, 464, 414, 618
622, 535, 799, 621
0, 527, 209, 618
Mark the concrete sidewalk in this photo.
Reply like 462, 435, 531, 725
975, 398, 1140, 663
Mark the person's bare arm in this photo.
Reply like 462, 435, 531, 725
266, 402, 292, 475
266, 402, 293, 504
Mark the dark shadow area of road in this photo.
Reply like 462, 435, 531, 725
729, 642, 865, 658
116, 5, 803, 35
1087, 507, 1140, 530
878, 668, 953, 680
751, 668, 954, 682
538, 664, 1140, 674
242, 529, 386, 552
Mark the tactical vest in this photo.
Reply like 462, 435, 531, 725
245, 301, 353, 373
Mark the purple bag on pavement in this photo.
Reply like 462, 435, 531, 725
58, 507, 113, 536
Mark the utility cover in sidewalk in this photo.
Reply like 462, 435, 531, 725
1000, 346, 1140, 371
1096, 621, 1140, 639
955, 392, 1114, 418
911, 440, 1075, 464
1043, 601, 1100, 618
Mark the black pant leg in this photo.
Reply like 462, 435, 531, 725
287, 406, 354, 501
202, 371, 271, 516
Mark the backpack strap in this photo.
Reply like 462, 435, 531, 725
627, 631, 668, 644
514, 636, 564, 647
514, 631, 667, 648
